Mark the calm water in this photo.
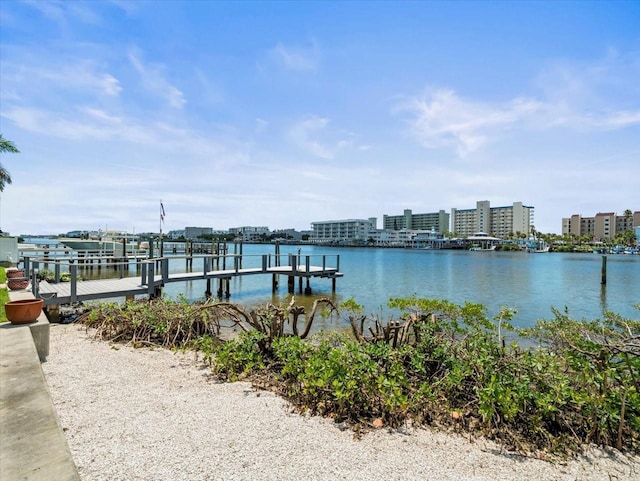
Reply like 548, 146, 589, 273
161, 244, 639, 329
28, 241, 639, 329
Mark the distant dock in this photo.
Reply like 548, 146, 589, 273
22, 251, 342, 308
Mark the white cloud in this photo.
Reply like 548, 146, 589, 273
22, 0, 106, 31
58, 65, 122, 97
1, 105, 244, 165
396, 89, 543, 156
597, 111, 640, 129
3, 106, 147, 143
535, 49, 640, 108
289, 116, 333, 159
128, 50, 186, 108
532, 51, 640, 129
268, 40, 319, 72
1, 62, 122, 98
397, 75, 640, 156
23, 0, 69, 28
288, 115, 359, 160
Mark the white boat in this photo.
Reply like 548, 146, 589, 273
526, 240, 550, 253
58, 238, 122, 253
58, 231, 144, 255
467, 232, 500, 251
469, 245, 497, 251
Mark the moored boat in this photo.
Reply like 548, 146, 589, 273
58, 231, 144, 255
467, 232, 501, 251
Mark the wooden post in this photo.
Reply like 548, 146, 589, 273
601, 255, 607, 285
205, 279, 212, 300
273, 241, 280, 292
70, 264, 78, 303
305, 278, 311, 295
147, 262, 155, 296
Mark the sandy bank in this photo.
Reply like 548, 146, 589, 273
42, 324, 639, 481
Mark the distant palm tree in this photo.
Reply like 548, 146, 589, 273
0, 134, 20, 192
623, 209, 632, 226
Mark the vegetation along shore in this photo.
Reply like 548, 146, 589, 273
76, 295, 639, 458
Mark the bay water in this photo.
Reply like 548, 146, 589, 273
162, 244, 639, 329
25, 240, 639, 330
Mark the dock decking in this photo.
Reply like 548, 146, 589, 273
28, 254, 342, 306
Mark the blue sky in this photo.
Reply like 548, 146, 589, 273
1, 1, 639, 236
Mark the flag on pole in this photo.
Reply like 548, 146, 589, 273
160, 202, 166, 223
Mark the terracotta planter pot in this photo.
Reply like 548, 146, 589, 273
7, 279, 29, 290
4, 299, 44, 324
6, 269, 25, 279
5, 269, 28, 290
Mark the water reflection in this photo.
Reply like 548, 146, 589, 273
67, 247, 639, 329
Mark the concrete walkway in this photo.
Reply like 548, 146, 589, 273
1, 287, 80, 481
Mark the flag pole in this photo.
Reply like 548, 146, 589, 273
159, 200, 165, 258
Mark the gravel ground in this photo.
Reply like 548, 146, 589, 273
42, 324, 639, 481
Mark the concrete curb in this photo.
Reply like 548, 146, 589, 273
1, 288, 80, 481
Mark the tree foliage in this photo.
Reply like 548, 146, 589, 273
0, 134, 20, 192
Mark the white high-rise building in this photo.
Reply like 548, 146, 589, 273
310, 218, 377, 244
451, 201, 534, 238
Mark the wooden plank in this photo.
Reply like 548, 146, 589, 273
38, 264, 342, 306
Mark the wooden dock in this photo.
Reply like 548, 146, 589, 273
25, 253, 342, 306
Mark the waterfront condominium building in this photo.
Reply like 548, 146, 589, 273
184, 226, 213, 239
229, 226, 271, 242
310, 218, 377, 244
562, 211, 640, 240
382, 209, 450, 234
450, 201, 534, 238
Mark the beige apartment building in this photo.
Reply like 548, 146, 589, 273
310, 218, 378, 243
562, 211, 640, 240
450, 201, 534, 238
382, 209, 449, 233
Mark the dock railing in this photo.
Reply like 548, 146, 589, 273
23, 252, 341, 304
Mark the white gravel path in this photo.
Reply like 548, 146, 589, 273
42, 324, 639, 481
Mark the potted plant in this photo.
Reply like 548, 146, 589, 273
6, 267, 28, 290
4, 298, 43, 324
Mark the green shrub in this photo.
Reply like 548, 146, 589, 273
211, 330, 267, 381
209, 297, 639, 454
76, 296, 639, 455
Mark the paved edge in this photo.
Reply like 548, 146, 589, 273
1, 289, 80, 481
